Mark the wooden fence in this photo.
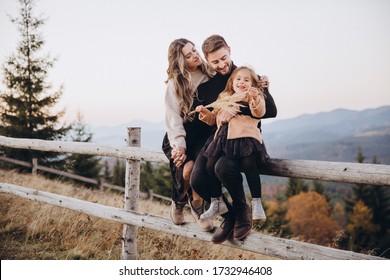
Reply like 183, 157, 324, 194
0, 130, 389, 260
0, 155, 171, 201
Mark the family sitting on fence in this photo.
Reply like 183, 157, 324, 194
162, 35, 277, 244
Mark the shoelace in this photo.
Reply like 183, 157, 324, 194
174, 202, 186, 210
191, 202, 204, 217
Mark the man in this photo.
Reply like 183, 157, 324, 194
190, 34, 277, 244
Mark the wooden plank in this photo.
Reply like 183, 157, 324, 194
263, 159, 390, 186
37, 165, 99, 185
1, 136, 389, 186
0, 155, 32, 168
101, 182, 125, 192
0, 155, 99, 185
0, 136, 167, 163
0, 182, 383, 260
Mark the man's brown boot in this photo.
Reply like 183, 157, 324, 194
211, 213, 235, 244
233, 204, 252, 241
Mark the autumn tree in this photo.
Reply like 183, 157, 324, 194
286, 191, 340, 245
331, 202, 347, 228
0, 0, 69, 165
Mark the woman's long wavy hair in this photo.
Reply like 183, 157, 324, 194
166, 38, 214, 121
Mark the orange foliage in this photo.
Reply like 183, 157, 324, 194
331, 202, 347, 227
347, 200, 379, 233
286, 191, 341, 245
266, 200, 279, 216
346, 200, 380, 251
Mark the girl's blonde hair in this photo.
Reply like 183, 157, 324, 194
166, 38, 214, 120
221, 66, 265, 98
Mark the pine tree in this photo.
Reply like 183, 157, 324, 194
344, 148, 390, 257
64, 112, 101, 184
112, 159, 126, 187
264, 189, 291, 238
345, 147, 369, 213
346, 200, 380, 252
0, 0, 69, 165
140, 162, 172, 197
102, 160, 112, 183
285, 178, 308, 198
312, 180, 331, 202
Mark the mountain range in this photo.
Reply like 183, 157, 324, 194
91, 105, 390, 165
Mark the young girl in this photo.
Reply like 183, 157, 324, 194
195, 66, 268, 223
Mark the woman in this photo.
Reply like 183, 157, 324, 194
162, 38, 215, 232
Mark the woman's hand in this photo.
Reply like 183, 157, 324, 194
172, 147, 186, 167
260, 75, 269, 88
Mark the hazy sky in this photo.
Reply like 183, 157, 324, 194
1, 0, 389, 127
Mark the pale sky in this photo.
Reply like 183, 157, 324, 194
1, 0, 390, 127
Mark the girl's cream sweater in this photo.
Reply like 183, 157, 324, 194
199, 92, 266, 143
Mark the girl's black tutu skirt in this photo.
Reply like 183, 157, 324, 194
204, 124, 269, 164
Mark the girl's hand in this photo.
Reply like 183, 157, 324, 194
247, 87, 260, 98
195, 105, 206, 113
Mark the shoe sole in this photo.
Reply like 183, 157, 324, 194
234, 227, 252, 241
200, 224, 215, 232
211, 230, 233, 244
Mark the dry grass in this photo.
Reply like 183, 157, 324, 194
0, 169, 277, 260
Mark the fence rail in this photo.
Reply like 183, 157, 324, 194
0, 155, 171, 202
0, 133, 389, 260
1, 135, 389, 186
0, 182, 382, 260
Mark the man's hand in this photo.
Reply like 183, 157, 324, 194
172, 147, 186, 167
219, 109, 236, 124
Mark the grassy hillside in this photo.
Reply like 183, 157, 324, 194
0, 169, 276, 260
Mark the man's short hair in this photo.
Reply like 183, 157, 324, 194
202, 35, 229, 58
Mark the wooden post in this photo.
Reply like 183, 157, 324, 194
148, 189, 154, 201
32, 158, 38, 176
98, 177, 105, 189
122, 127, 141, 260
